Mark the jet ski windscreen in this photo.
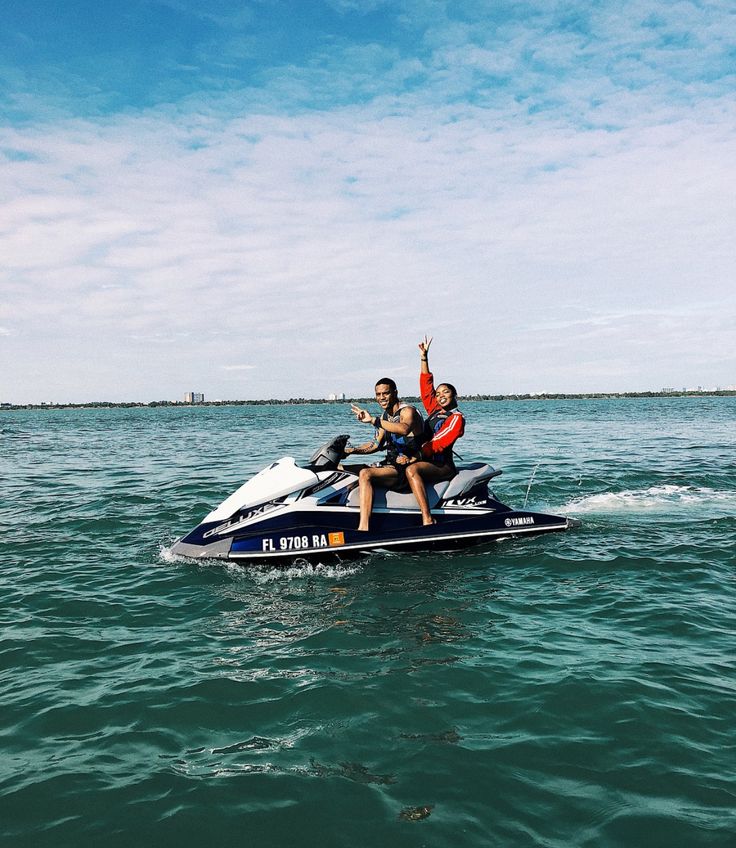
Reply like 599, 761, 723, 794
308, 434, 351, 469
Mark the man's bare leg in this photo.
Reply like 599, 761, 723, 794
405, 462, 454, 525
357, 466, 399, 531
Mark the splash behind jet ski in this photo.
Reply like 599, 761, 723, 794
170, 435, 579, 563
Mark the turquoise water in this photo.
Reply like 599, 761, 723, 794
2, 398, 735, 847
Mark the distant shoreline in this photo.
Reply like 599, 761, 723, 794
2, 390, 735, 411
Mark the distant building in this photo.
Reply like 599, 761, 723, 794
184, 392, 205, 404
327, 392, 346, 401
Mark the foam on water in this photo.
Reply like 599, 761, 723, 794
157, 546, 363, 580
245, 561, 364, 582
158, 544, 190, 564
564, 485, 736, 516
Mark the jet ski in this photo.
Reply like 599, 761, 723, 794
170, 435, 579, 563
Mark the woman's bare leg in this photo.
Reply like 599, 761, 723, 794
357, 466, 399, 531
405, 462, 454, 525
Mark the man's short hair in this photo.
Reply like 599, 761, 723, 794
375, 377, 397, 394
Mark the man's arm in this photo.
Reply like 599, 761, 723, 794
352, 401, 419, 437
345, 431, 385, 455
376, 405, 420, 436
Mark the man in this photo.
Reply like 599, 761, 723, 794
345, 378, 424, 531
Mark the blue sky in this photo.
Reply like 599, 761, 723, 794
2, 0, 735, 402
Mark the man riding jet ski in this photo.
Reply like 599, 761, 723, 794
170, 435, 579, 564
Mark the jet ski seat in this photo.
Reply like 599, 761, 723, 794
345, 463, 500, 511
442, 463, 500, 498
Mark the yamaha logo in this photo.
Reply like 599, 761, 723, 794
505, 516, 535, 527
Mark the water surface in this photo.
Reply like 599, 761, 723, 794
2, 398, 735, 846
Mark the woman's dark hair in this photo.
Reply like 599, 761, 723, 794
375, 377, 397, 393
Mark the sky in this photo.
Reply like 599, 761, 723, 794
1, 0, 735, 403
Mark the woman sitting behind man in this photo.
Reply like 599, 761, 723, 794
399, 335, 465, 525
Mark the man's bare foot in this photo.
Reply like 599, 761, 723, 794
422, 516, 436, 526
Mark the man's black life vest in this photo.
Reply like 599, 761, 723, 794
381, 403, 423, 463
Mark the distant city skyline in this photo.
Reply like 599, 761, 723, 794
2, 1, 735, 404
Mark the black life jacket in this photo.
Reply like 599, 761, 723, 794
423, 407, 460, 465
381, 403, 423, 463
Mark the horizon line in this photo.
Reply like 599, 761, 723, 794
3, 389, 736, 410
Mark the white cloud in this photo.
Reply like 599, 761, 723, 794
1, 1, 735, 401
2, 93, 733, 402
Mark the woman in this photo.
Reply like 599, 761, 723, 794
401, 335, 465, 525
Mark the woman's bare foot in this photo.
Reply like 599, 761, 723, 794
422, 516, 436, 526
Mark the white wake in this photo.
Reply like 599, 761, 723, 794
563, 485, 736, 517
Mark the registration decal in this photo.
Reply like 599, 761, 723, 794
261, 531, 345, 552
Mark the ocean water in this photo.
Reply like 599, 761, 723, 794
1, 398, 735, 847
